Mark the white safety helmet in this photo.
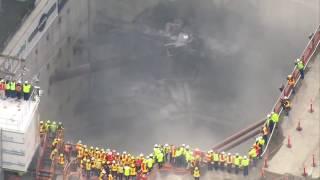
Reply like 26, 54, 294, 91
140, 153, 144, 157
267, 114, 271, 118
149, 153, 153, 157
146, 156, 149, 159
296, 58, 301, 62
17, 80, 21, 84
186, 145, 190, 149
182, 144, 186, 147
222, 152, 225, 154
154, 144, 158, 148
164, 144, 169, 147
228, 153, 231, 156
244, 156, 247, 159
235, 153, 239, 156
123, 151, 127, 154
25, 81, 28, 84
284, 96, 288, 99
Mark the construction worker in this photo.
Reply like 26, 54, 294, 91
57, 122, 64, 131
39, 121, 45, 134
50, 149, 58, 161
95, 158, 102, 176
287, 74, 296, 94
50, 121, 57, 137
262, 123, 269, 144
257, 136, 265, 155
226, 153, 233, 173
157, 151, 164, 169
219, 152, 226, 171
111, 161, 118, 177
130, 163, 137, 180
170, 144, 176, 164
271, 111, 279, 130
233, 153, 241, 174
16, 81, 22, 100
242, 156, 250, 176
141, 159, 148, 175
248, 147, 257, 166
281, 96, 291, 116
193, 166, 201, 180
5, 80, 10, 98
206, 150, 213, 171
295, 58, 305, 79
23, 81, 31, 100
99, 169, 106, 180
51, 138, 60, 150
213, 151, 219, 170
45, 120, 51, 134
185, 145, 193, 168
9, 80, 16, 98
59, 153, 65, 166
0, 79, 5, 99
164, 144, 170, 162
123, 164, 130, 180
175, 146, 183, 167
135, 154, 143, 171
117, 162, 124, 180
86, 159, 92, 178
146, 156, 153, 172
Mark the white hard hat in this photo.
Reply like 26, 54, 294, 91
182, 144, 186, 147
186, 145, 190, 149
244, 156, 247, 159
149, 153, 153, 157
235, 153, 239, 156
228, 153, 231, 155
164, 144, 169, 147
123, 151, 127, 154
17, 80, 21, 84
267, 114, 271, 118
296, 58, 301, 62
284, 96, 288, 99
25, 81, 28, 84
146, 156, 149, 158
140, 153, 144, 157
154, 144, 158, 147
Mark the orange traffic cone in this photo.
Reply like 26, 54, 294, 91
287, 135, 292, 148
296, 120, 302, 131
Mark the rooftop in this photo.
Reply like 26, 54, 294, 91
0, 95, 40, 132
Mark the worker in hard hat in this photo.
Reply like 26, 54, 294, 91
59, 153, 65, 166
193, 166, 201, 180
57, 122, 64, 131
50, 121, 57, 136
241, 156, 250, 176
248, 147, 257, 167
157, 150, 164, 169
130, 163, 137, 180
0, 79, 5, 100
146, 156, 153, 172
15, 80, 22, 100
51, 138, 60, 150
164, 144, 170, 162
206, 150, 213, 171
39, 121, 45, 134
256, 136, 265, 155
271, 111, 279, 129
281, 96, 291, 116
175, 146, 183, 167
23, 80, 32, 100
262, 123, 269, 144
213, 151, 219, 170
50, 149, 58, 161
295, 58, 305, 79
85, 159, 92, 178
219, 152, 226, 171
117, 162, 124, 180
287, 74, 296, 94
111, 160, 118, 177
9, 80, 16, 98
123, 164, 130, 180
226, 153, 233, 173
45, 120, 51, 133
233, 153, 242, 174
184, 145, 192, 168
141, 158, 148, 175
170, 144, 176, 165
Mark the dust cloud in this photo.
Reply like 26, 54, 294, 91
45, 0, 318, 155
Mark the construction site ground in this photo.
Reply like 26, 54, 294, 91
265, 51, 320, 179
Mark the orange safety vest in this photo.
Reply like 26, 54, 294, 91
219, 154, 225, 163
78, 148, 84, 158
288, 78, 295, 86
141, 162, 148, 173
226, 155, 233, 164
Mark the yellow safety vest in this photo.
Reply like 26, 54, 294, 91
117, 165, 124, 173
242, 158, 249, 167
86, 162, 92, 170
124, 166, 130, 176
130, 166, 136, 176
23, 83, 31, 93
193, 169, 200, 178
10, 82, 16, 91
234, 156, 241, 166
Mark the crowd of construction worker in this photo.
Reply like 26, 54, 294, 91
39, 58, 305, 179
0, 78, 33, 100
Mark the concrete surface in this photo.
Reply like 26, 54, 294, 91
267, 53, 320, 178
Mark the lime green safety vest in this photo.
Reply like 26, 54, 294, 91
10, 82, 16, 91
297, 61, 304, 70
6, 83, 10, 90
175, 148, 182, 157
147, 158, 153, 168
259, 138, 265, 146
213, 153, 219, 162
23, 84, 31, 93
124, 166, 130, 176
242, 158, 249, 166
157, 152, 164, 163
234, 156, 241, 166
271, 113, 279, 123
